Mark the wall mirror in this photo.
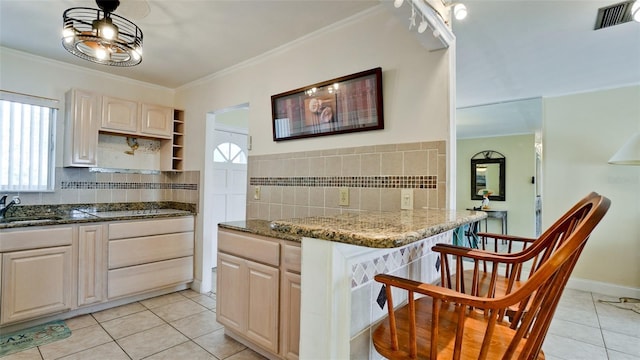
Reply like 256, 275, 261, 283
471, 150, 506, 201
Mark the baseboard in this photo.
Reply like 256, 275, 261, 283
566, 277, 640, 298
190, 279, 205, 293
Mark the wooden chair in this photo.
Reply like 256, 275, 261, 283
372, 193, 610, 359
433, 192, 599, 299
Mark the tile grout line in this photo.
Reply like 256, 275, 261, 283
590, 292, 611, 360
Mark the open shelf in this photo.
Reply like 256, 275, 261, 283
161, 109, 185, 171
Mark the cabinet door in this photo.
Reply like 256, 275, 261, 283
78, 225, 106, 307
65, 89, 99, 167
281, 271, 301, 360
101, 96, 138, 134
216, 253, 247, 333
140, 103, 172, 138
246, 260, 280, 353
1, 246, 72, 324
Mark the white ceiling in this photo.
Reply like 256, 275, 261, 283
454, 0, 640, 138
0, 0, 379, 88
1, 0, 639, 137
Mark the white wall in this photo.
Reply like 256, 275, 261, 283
175, 6, 453, 292
0, 47, 175, 168
457, 134, 537, 237
175, 6, 451, 161
543, 85, 640, 292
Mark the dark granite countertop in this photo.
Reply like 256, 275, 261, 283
0, 202, 196, 229
269, 209, 487, 248
218, 220, 302, 242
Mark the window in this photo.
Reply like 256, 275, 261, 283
0, 91, 58, 191
213, 142, 247, 164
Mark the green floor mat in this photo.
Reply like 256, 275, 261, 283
0, 320, 71, 357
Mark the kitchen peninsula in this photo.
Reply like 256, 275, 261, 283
218, 208, 486, 360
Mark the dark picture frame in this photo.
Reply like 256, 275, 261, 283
271, 67, 384, 141
470, 150, 506, 201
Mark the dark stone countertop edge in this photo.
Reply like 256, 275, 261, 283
219, 211, 487, 248
269, 211, 487, 249
0, 202, 197, 230
218, 220, 302, 242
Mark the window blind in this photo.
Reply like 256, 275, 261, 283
0, 91, 58, 191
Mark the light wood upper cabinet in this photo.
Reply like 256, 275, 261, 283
64, 89, 100, 167
101, 96, 138, 133
140, 103, 172, 138
64, 88, 177, 169
100, 97, 172, 139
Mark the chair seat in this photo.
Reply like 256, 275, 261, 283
450, 270, 524, 298
373, 296, 545, 360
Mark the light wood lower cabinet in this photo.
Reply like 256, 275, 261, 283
1, 246, 72, 324
107, 216, 194, 299
78, 224, 106, 307
0, 216, 194, 327
217, 228, 301, 359
280, 271, 301, 360
217, 252, 280, 353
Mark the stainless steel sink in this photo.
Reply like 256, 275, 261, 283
0, 215, 63, 224
86, 209, 191, 218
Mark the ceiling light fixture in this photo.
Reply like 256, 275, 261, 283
62, 0, 143, 66
608, 132, 640, 165
418, 16, 429, 33
452, 3, 468, 20
394, 0, 468, 25
632, 0, 640, 22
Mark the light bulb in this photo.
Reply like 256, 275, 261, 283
394, 0, 404, 8
101, 23, 116, 40
432, 28, 440, 38
632, 0, 640, 22
95, 47, 108, 60
453, 3, 467, 20
418, 20, 428, 33
62, 28, 74, 43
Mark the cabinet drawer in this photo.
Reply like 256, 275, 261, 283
0, 226, 73, 252
218, 230, 279, 267
109, 232, 194, 269
108, 256, 193, 299
108, 217, 194, 239
282, 242, 301, 273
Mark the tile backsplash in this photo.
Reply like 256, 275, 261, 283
247, 140, 447, 220
4, 167, 200, 209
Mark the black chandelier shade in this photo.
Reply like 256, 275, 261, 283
62, 5, 143, 67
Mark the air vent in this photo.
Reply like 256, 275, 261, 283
595, 1, 634, 29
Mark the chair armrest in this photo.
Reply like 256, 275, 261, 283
476, 232, 536, 243
432, 243, 525, 263
375, 273, 518, 309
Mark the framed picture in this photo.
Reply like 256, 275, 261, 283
271, 67, 384, 141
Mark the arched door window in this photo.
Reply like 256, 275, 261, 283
213, 142, 247, 164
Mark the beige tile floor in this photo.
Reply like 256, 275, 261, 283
2, 288, 639, 359
1, 290, 265, 360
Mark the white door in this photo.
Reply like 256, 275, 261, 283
212, 130, 248, 226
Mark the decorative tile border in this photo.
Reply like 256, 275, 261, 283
250, 176, 437, 189
60, 181, 198, 190
350, 231, 451, 288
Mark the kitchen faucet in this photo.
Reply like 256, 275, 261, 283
0, 195, 21, 218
